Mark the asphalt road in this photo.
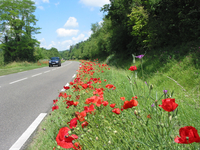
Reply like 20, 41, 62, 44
0, 61, 80, 150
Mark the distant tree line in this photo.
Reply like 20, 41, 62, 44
62, 0, 200, 60
34, 47, 61, 60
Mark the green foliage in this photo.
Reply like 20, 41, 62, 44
0, 45, 4, 65
34, 47, 61, 61
128, 5, 149, 46
27, 55, 200, 149
0, 0, 40, 63
0, 60, 49, 76
148, 0, 200, 48
67, 0, 200, 61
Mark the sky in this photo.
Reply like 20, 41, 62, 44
32, 0, 110, 51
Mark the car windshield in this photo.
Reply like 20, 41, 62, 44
51, 57, 59, 60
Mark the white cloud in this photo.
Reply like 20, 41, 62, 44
32, 0, 49, 5
38, 38, 73, 50
98, 20, 104, 26
79, 0, 110, 7
55, 2, 59, 6
64, 17, 79, 28
39, 38, 46, 46
42, 0, 49, 3
72, 34, 85, 43
56, 28, 79, 37
87, 30, 92, 37
37, 6, 44, 10
61, 40, 73, 46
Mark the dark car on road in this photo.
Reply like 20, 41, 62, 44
49, 57, 61, 67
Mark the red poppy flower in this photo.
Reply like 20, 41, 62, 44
64, 86, 70, 90
147, 114, 151, 119
73, 142, 82, 150
110, 103, 116, 108
85, 96, 96, 104
81, 84, 88, 89
105, 84, 114, 89
66, 100, 74, 106
120, 97, 125, 101
132, 96, 138, 99
84, 104, 96, 114
112, 86, 116, 90
53, 99, 58, 104
159, 98, 178, 112
95, 98, 102, 107
73, 101, 79, 106
67, 118, 78, 129
174, 126, 200, 144
75, 111, 86, 122
76, 95, 80, 100
102, 101, 109, 106
52, 105, 59, 111
112, 108, 120, 115
56, 127, 78, 149
81, 121, 88, 128
129, 66, 137, 71
123, 99, 138, 109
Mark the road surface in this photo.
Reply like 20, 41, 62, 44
0, 61, 80, 150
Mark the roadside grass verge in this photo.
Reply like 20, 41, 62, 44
0, 60, 51, 76
26, 55, 200, 149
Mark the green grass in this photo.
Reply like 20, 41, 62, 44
0, 60, 49, 76
26, 41, 200, 150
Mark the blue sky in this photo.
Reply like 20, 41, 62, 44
32, 0, 110, 51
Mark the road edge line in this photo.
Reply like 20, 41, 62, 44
9, 113, 47, 150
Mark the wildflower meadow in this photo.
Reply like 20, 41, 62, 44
27, 55, 200, 150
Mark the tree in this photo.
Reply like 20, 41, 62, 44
101, 0, 137, 56
0, 0, 40, 63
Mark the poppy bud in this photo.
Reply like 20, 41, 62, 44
134, 110, 138, 115
135, 71, 137, 79
132, 54, 135, 64
150, 84, 153, 90
57, 146, 61, 149
68, 131, 72, 135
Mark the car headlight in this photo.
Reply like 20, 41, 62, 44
49, 61, 51, 63
56, 61, 58, 63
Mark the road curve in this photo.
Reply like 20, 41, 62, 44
0, 61, 80, 150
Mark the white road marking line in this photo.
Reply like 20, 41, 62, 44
9, 113, 47, 150
61, 83, 70, 92
72, 74, 76, 78
44, 70, 50, 73
61, 88, 65, 92
52, 68, 57, 71
32, 73, 42, 77
9, 78, 28, 84
0, 76, 5, 78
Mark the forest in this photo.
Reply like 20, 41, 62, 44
61, 0, 200, 61
0, 0, 60, 65
1, 0, 200, 64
